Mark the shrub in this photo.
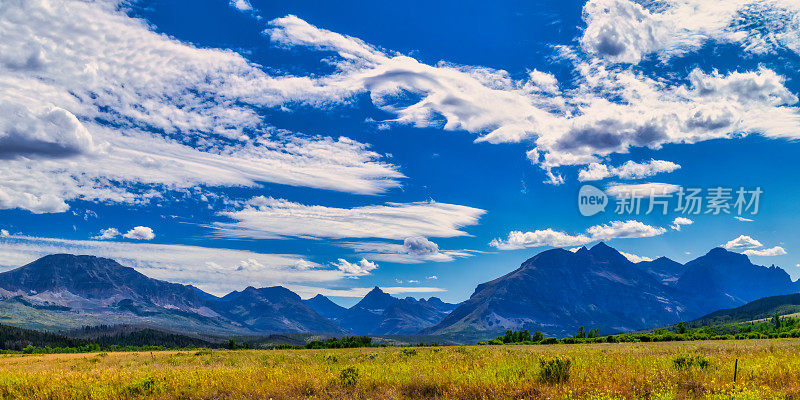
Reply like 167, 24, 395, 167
538, 357, 571, 384
402, 348, 418, 356
540, 337, 558, 345
340, 366, 359, 386
672, 354, 711, 371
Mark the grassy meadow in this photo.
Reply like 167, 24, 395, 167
0, 340, 798, 399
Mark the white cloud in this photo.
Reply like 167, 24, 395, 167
264, 15, 800, 184
578, 160, 680, 181
341, 238, 477, 264
580, 0, 800, 64
489, 229, 592, 250
722, 235, 764, 250
0, 234, 345, 296
332, 258, 378, 277
122, 226, 155, 240
403, 236, 439, 255
670, 217, 693, 231
213, 197, 484, 240
0, 229, 8, 237
426, 275, 438, 280
93, 227, 120, 240
734, 216, 754, 222
489, 219, 666, 250
606, 183, 682, 198
586, 220, 667, 240
0, 1, 403, 213
619, 250, 653, 263
743, 246, 788, 257
229, 0, 253, 11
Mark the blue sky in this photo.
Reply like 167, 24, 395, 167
1, 0, 799, 306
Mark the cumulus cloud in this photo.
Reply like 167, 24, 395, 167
93, 227, 120, 240
489, 219, 666, 250
332, 258, 378, 277
341, 238, 477, 264
0, 1, 402, 213
122, 226, 155, 240
670, 217, 693, 231
264, 15, 800, 184
490, 229, 592, 250
580, 0, 800, 64
743, 246, 788, 257
619, 250, 653, 263
587, 220, 667, 240
578, 160, 680, 181
229, 0, 253, 11
213, 197, 485, 240
403, 236, 440, 255
0, 234, 344, 296
722, 235, 764, 250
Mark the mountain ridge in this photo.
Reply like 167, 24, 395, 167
422, 242, 799, 340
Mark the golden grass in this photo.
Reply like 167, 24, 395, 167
0, 340, 798, 399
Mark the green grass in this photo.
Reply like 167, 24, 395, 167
0, 339, 798, 399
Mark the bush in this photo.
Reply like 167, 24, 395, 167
538, 357, 571, 384
672, 354, 711, 371
540, 337, 558, 345
340, 366, 359, 386
402, 348, 418, 356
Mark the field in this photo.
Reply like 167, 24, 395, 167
0, 340, 799, 399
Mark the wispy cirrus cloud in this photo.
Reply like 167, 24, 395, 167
213, 197, 485, 240
341, 237, 479, 264
0, 0, 403, 213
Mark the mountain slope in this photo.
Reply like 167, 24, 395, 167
424, 244, 800, 341
0, 255, 342, 335
303, 294, 347, 321
423, 243, 691, 340
636, 256, 683, 284
336, 287, 450, 334
676, 248, 797, 312
687, 293, 800, 327
217, 287, 344, 334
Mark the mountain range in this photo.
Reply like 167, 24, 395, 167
0, 244, 797, 341
422, 243, 800, 339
